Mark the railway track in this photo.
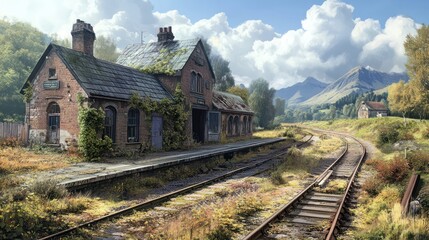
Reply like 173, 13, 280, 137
243, 133, 366, 240
38, 135, 313, 240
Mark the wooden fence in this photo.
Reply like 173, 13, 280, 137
0, 122, 28, 142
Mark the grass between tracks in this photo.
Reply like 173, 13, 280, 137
90, 127, 346, 239
302, 117, 429, 239
0, 138, 294, 239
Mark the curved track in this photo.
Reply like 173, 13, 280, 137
243, 132, 366, 240
38, 135, 312, 240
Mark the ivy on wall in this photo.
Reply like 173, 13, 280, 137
23, 85, 33, 103
77, 94, 112, 161
131, 84, 188, 150
139, 48, 187, 76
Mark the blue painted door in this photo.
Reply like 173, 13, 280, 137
151, 115, 163, 150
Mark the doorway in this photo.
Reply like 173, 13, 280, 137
47, 102, 60, 143
192, 108, 206, 143
152, 115, 163, 150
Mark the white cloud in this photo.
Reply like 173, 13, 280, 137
0, 0, 420, 89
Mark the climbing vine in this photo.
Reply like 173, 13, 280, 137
131, 84, 188, 150
23, 84, 33, 103
77, 93, 112, 161
139, 48, 187, 76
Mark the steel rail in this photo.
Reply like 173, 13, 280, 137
242, 136, 349, 240
324, 135, 366, 240
38, 135, 312, 240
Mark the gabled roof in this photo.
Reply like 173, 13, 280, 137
22, 44, 171, 101
365, 101, 388, 111
116, 39, 215, 78
212, 90, 253, 114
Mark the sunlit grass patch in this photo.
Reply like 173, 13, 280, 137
316, 179, 347, 194
0, 146, 74, 174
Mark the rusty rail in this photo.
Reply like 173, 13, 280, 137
400, 173, 420, 216
325, 136, 366, 240
38, 135, 312, 240
242, 137, 349, 240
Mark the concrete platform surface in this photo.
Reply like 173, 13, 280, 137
26, 138, 285, 189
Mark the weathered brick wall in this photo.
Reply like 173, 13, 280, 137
28, 50, 87, 146
91, 100, 151, 149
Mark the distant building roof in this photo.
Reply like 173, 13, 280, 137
117, 39, 200, 72
23, 44, 171, 101
212, 90, 253, 114
365, 101, 388, 111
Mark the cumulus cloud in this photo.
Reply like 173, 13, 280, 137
0, 0, 420, 89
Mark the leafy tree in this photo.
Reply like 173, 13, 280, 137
274, 98, 286, 116
328, 105, 336, 120
404, 25, 429, 119
226, 85, 249, 104
94, 36, 120, 62
0, 19, 47, 122
211, 55, 235, 91
248, 78, 275, 128
50, 33, 71, 48
388, 80, 415, 123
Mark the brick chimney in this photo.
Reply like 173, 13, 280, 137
157, 26, 175, 42
71, 19, 96, 56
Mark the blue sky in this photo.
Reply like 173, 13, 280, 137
0, 0, 426, 88
153, 0, 429, 33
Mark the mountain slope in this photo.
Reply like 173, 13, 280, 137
301, 66, 408, 106
275, 77, 328, 105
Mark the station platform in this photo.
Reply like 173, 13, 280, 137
30, 138, 285, 189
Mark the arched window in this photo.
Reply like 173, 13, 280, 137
104, 106, 116, 143
191, 71, 203, 93
191, 71, 197, 92
48, 102, 60, 114
127, 108, 139, 142
227, 115, 233, 136
233, 116, 239, 136
242, 116, 247, 134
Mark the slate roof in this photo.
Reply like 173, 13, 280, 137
212, 91, 253, 114
23, 44, 171, 101
365, 101, 388, 111
117, 39, 200, 72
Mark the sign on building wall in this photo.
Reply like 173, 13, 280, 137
43, 80, 60, 90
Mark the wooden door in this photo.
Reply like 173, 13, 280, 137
151, 115, 163, 150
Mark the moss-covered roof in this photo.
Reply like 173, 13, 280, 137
117, 39, 215, 78
25, 44, 171, 101
212, 90, 253, 114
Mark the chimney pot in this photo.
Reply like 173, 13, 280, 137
71, 19, 96, 56
157, 26, 175, 42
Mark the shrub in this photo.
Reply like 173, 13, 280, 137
287, 146, 302, 157
0, 195, 67, 239
418, 184, 429, 215
375, 156, 410, 184
206, 227, 233, 240
0, 137, 22, 148
377, 125, 399, 146
407, 150, 429, 172
30, 179, 68, 200
362, 176, 383, 196
423, 127, 429, 139
270, 170, 285, 185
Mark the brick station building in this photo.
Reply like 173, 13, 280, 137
21, 20, 253, 150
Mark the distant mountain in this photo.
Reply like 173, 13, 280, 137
275, 77, 328, 105
301, 66, 408, 106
